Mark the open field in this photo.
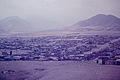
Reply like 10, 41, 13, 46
0, 61, 120, 80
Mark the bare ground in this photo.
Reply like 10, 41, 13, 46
0, 61, 120, 80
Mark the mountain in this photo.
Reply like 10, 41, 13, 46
0, 16, 32, 34
72, 14, 120, 31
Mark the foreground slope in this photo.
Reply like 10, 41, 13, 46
0, 61, 120, 80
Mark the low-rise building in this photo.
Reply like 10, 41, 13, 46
115, 59, 120, 65
96, 56, 110, 65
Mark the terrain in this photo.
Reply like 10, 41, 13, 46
0, 16, 32, 34
72, 14, 120, 31
0, 61, 120, 80
0, 14, 120, 80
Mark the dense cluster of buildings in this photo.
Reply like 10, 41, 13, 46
0, 35, 120, 65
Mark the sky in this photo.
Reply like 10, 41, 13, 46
0, 0, 120, 30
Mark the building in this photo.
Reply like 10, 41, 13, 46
96, 56, 110, 65
115, 59, 120, 65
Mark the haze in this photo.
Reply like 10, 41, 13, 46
0, 0, 120, 31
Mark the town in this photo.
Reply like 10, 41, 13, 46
0, 34, 120, 65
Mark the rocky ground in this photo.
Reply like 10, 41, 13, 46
0, 61, 120, 80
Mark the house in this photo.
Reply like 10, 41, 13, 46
12, 55, 22, 60
115, 55, 120, 59
0, 56, 5, 61
4, 56, 13, 61
96, 56, 110, 65
75, 54, 85, 60
64, 54, 84, 61
39, 56, 48, 61
115, 59, 120, 65
33, 57, 40, 60
2, 52, 9, 56
105, 60, 115, 65
48, 56, 59, 61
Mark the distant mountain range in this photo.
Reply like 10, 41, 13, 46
72, 14, 120, 31
0, 16, 32, 34
0, 14, 120, 35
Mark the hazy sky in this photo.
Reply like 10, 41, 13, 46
0, 0, 120, 30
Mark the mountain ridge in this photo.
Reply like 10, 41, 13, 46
0, 14, 120, 36
0, 16, 32, 34
74, 14, 120, 27
71, 14, 120, 31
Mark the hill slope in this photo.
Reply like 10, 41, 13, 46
0, 16, 32, 34
72, 14, 120, 31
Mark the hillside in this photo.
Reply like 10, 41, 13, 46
72, 14, 120, 31
0, 16, 32, 34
